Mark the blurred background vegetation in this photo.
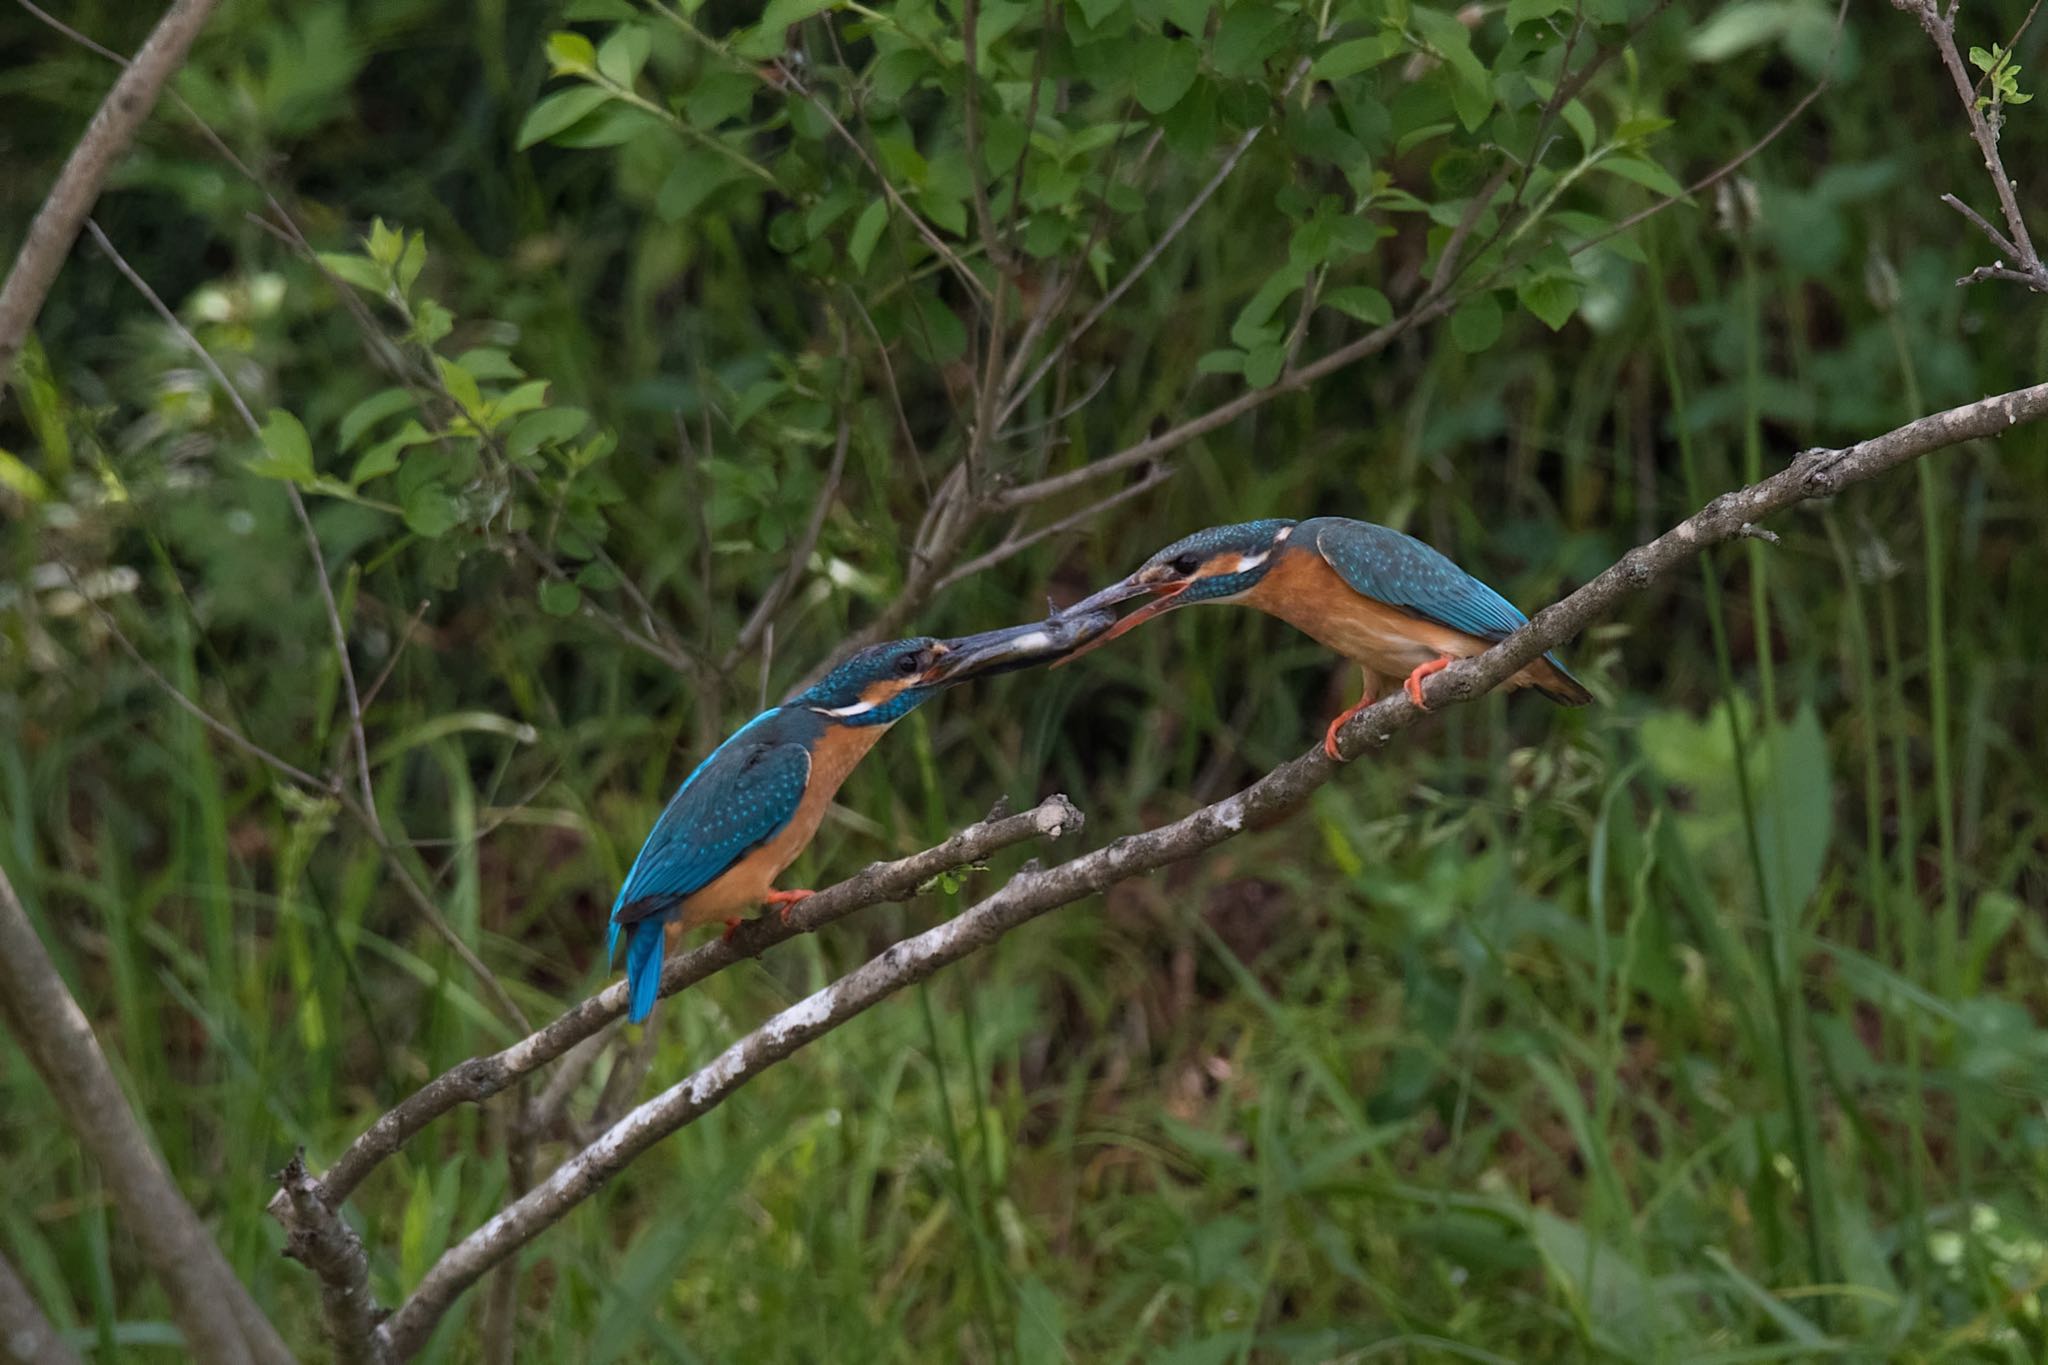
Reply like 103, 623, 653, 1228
3, 0, 2047, 1359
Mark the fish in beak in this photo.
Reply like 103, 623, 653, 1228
1047, 569, 1197, 669
922, 606, 1121, 684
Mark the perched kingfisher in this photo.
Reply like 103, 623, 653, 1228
608, 614, 1112, 1023
1059, 516, 1591, 758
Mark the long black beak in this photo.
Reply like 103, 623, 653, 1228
1054, 575, 1159, 619
922, 608, 1121, 684
1046, 572, 1193, 669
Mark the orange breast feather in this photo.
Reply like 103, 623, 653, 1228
1246, 550, 1487, 677
671, 722, 888, 930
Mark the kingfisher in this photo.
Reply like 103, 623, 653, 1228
608, 614, 1111, 1023
1058, 516, 1591, 758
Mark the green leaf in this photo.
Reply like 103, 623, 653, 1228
1450, 293, 1503, 352
1686, 2, 1787, 62
317, 252, 386, 295
1133, 36, 1201, 115
395, 233, 427, 297
1505, 0, 1570, 27
349, 438, 403, 488
516, 86, 612, 149
1324, 285, 1392, 326
1212, 7, 1294, 79
1310, 35, 1398, 81
1601, 155, 1686, 198
1242, 344, 1285, 388
870, 47, 933, 101
596, 25, 650, 85
455, 348, 523, 382
252, 410, 316, 483
1516, 274, 1580, 330
1411, 8, 1493, 131
435, 356, 484, 421
685, 71, 759, 128
507, 407, 590, 460
487, 380, 551, 428
1561, 99, 1596, 153
1196, 348, 1246, 375
656, 151, 755, 223
735, 0, 839, 57
847, 199, 889, 273
545, 30, 598, 76
539, 579, 583, 616
403, 483, 461, 538
339, 387, 415, 450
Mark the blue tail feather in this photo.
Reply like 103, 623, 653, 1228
625, 919, 666, 1023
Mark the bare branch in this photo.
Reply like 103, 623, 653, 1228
0, 867, 293, 1365
1894, 0, 2048, 290
275, 1151, 384, 1365
0, 1248, 84, 1365
0, 0, 222, 380
276, 795, 1083, 1213
934, 461, 1174, 594
373, 374, 2048, 1356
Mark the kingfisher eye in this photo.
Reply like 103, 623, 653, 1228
1171, 553, 1201, 576
895, 651, 922, 676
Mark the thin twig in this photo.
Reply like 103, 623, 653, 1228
0, 0, 222, 379
82, 219, 379, 816
933, 461, 1174, 594
369, 372, 2048, 1358
1894, 0, 2048, 289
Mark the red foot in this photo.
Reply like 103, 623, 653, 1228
720, 916, 744, 943
1403, 656, 1453, 710
764, 888, 815, 924
1321, 690, 1376, 762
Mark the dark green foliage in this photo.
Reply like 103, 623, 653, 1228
3, 0, 2048, 1359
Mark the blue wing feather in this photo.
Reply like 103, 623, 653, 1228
1304, 516, 1580, 679
611, 718, 812, 925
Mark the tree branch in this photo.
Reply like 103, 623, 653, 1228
272, 794, 1083, 1216
0, 1248, 84, 1365
369, 374, 2048, 1357
0, 0, 222, 382
0, 866, 294, 1365
276, 1151, 383, 1365
1895, 0, 2048, 290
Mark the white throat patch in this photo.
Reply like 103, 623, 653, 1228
811, 698, 878, 719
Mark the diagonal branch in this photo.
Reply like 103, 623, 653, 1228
0, 1247, 85, 1365
0, 866, 295, 1365
369, 373, 2048, 1359
0, 0, 222, 381
272, 794, 1083, 1214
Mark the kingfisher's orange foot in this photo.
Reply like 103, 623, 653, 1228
1403, 657, 1453, 709
1321, 694, 1376, 761
764, 888, 815, 924
721, 916, 744, 943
